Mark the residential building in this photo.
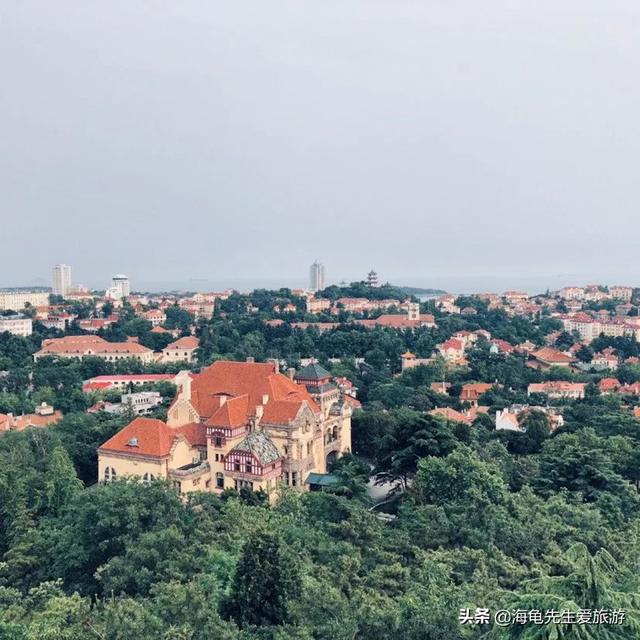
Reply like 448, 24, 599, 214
106, 274, 130, 300
0, 289, 50, 311
610, 286, 633, 302
34, 336, 153, 363
52, 264, 72, 296
161, 336, 199, 363
142, 309, 166, 327
558, 286, 584, 300
82, 373, 177, 392
97, 360, 353, 501
460, 382, 495, 404
0, 314, 33, 337
0, 403, 62, 434
528, 347, 577, 370
41, 313, 75, 331
306, 297, 332, 314
437, 338, 466, 363
527, 381, 586, 399
309, 261, 325, 292
495, 406, 563, 432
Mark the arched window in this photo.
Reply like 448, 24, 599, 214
143, 472, 155, 484
104, 467, 116, 482
283, 445, 288, 456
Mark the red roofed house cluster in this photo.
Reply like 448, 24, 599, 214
98, 360, 353, 502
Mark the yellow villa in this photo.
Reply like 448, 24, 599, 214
98, 360, 353, 500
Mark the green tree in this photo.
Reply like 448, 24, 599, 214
224, 530, 301, 628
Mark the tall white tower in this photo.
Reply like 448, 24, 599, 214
309, 261, 325, 292
52, 264, 72, 296
110, 274, 130, 299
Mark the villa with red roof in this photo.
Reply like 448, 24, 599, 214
98, 360, 353, 501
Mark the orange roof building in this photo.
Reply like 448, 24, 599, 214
98, 360, 355, 501
34, 336, 153, 363
161, 336, 200, 364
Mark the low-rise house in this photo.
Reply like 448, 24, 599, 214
41, 313, 75, 331
0, 314, 33, 337
400, 351, 432, 371
598, 378, 621, 393
496, 405, 563, 432
0, 403, 62, 433
489, 339, 514, 354
430, 382, 451, 395
460, 382, 495, 404
141, 309, 166, 327
528, 347, 577, 370
161, 336, 199, 363
306, 298, 332, 314
527, 381, 586, 399
437, 338, 466, 363
592, 351, 618, 371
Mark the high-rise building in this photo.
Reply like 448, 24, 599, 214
309, 261, 325, 292
52, 264, 72, 297
107, 274, 130, 300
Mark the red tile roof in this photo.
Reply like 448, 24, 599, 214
206, 395, 250, 427
37, 336, 152, 356
531, 347, 576, 364
189, 361, 320, 425
165, 336, 199, 350
98, 417, 205, 457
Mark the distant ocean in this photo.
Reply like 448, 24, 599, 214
11, 272, 634, 297
130, 273, 627, 296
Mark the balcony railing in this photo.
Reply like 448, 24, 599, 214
169, 460, 210, 477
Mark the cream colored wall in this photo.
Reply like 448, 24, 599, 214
167, 398, 199, 427
98, 452, 166, 481
169, 439, 200, 470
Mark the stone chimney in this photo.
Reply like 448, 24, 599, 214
287, 367, 296, 380
246, 356, 255, 363
262, 394, 269, 405
267, 358, 280, 373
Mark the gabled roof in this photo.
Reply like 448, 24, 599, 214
189, 361, 319, 422
99, 417, 205, 457
165, 336, 199, 350
230, 431, 281, 465
206, 395, 250, 428
261, 399, 305, 424
531, 347, 576, 364
295, 362, 331, 380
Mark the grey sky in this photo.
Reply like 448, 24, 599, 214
1, 1, 639, 293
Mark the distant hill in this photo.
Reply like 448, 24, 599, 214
317, 282, 446, 301
395, 285, 447, 296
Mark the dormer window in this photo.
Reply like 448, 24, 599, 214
127, 437, 139, 447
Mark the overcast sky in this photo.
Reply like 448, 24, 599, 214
1, 1, 639, 293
